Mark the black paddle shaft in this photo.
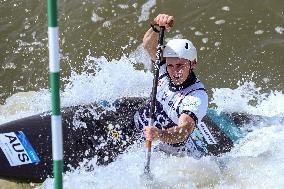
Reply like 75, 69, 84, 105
143, 26, 166, 178
149, 26, 165, 125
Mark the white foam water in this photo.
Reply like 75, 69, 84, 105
0, 51, 152, 125
138, 0, 156, 22
1, 48, 283, 189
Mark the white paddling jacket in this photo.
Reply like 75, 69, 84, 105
134, 63, 209, 159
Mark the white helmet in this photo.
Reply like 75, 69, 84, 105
163, 39, 197, 61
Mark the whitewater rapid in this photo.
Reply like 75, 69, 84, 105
0, 49, 283, 189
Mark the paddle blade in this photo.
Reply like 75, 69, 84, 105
141, 162, 154, 182
141, 170, 154, 181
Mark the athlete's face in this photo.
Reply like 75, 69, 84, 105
166, 57, 191, 86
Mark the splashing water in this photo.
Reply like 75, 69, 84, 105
0, 53, 283, 189
211, 81, 284, 117
0, 53, 152, 125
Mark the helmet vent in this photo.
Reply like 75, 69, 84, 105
185, 43, 188, 49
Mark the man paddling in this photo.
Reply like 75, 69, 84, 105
134, 14, 209, 159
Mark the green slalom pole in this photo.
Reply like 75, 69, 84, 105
47, 0, 63, 189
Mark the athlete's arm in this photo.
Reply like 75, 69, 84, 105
143, 28, 159, 61
143, 14, 174, 61
144, 113, 195, 144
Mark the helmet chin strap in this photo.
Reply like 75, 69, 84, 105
188, 60, 193, 72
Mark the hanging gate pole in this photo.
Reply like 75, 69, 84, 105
47, 0, 63, 188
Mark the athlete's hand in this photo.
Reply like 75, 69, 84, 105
143, 126, 159, 141
154, 14, 174, 31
